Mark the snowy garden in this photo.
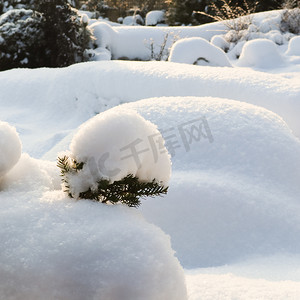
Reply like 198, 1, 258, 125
1, 2, 300, 299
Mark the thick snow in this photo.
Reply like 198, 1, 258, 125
0, 154, 187, 300
0, 121, 22, 178
168, 37, 232, 67
1, 8, 300, 299
66, 109, 171, 197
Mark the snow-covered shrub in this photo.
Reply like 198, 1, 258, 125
0, 9, 45, 71
0, 1, 94, 70
286, 35, 300, 55
58, 110, 171, 207
80, 0, 109, 19
0, 0, 35, 13
145, 10, 165, 26
168, 37, 232, 67
280, 8, 300, 34
0, 121, 22, 179
197, 0, 257, 43
122, 14, 144, 25
36, 0, 94, 67
238, 38, 284, 68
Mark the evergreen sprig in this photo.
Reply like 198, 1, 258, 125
57, 155, 168, 208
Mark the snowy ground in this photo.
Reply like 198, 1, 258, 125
1, 9, 300, 300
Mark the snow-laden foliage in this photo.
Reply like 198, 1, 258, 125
0, 121, 22, 179
58, 109, 171, 207
0, 0, 94, 70
0, 9, 45, 70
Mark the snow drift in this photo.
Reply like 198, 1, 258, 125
0, 154, 187, 300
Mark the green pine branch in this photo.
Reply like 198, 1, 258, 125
57, 155, 168, 208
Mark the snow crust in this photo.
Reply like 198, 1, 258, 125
67, 109, 171, 197
168, 37, 232, 67
0, 121, 22, 178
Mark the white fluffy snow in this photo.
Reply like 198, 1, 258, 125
0, 121, 22, 178
168, 37, 232, 67
66, 109, 171, 197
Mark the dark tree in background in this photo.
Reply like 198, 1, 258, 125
37, 0, 91, 67
0, 0, 93, 71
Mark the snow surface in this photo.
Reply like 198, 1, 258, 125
113, 96, 300, 267
0, 153, 187, 300
1, 8, 300, 300
0, 121, 22, 178
66, 109, 171, 197
168, 37, 232, 67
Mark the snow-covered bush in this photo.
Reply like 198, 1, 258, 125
122, 14, 144, 25
0, 0, 35, 13
0, 9, 45, 70
36, 0, 94, 67
58, 110, 171, 207
286, 35, 300, 55
237, 38, 284, 68
0, 121, 22, 179
280, 7, 300, 34
145, 10, 165, 26
0, 1, 94, 70
168, 37, 232, 67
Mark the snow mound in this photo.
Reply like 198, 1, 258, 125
238, 39, 284, 68
67, 109, 171, 198
286, 36, 300, 56
0, 155, 187, 300
111, 96, 300, 267
168, 37, 232, 67
210, 35, 230, 51
0, 121, 22, 178
122, 14, 144, 26
145, 10, 165, 26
